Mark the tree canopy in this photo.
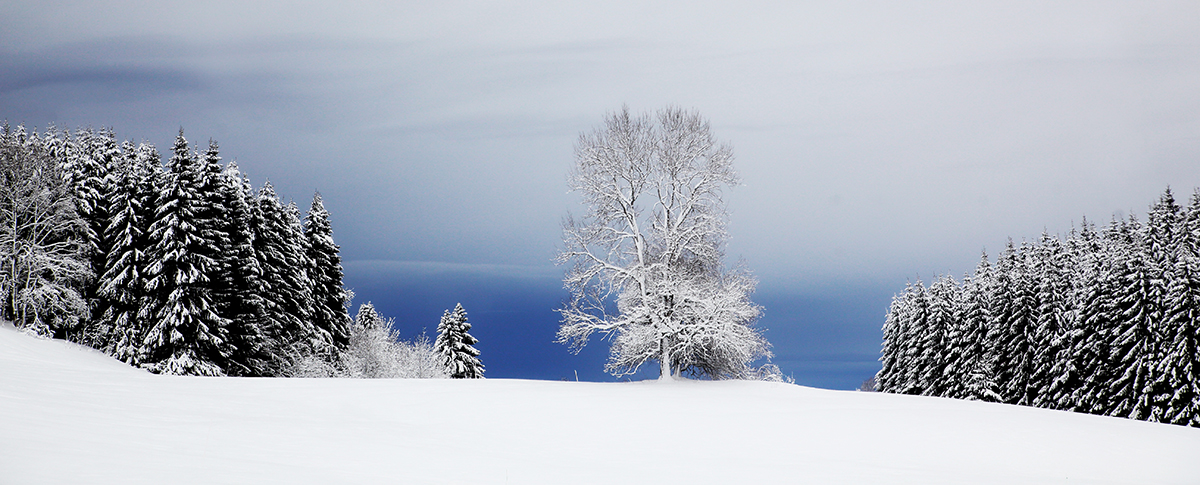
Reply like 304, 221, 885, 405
556, 107, 771, 380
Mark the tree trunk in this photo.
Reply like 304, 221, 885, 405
659, 338, 672, 380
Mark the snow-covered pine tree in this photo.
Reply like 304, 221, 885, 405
1157, 246, 1200, 426
1186, 189, 1200, 255
1009, 241, 1042, 406
286, 201, 319, 343
1029, 232, 1072, 409
876, 289, 906, 393
1142, 191, 1182, 421
1054, 219, 1099, 411
304, 193, 352, 351
252, 183, 318, 359
1156, 190, 1200, 426
941, 273, 971, 399
90, 142, 160, 364
1069, 220, 1124, 415
252, 182, 297, 354
1107, 215, 1159, 420
986, 241, 1023, 404
39, 125, 71, 167
960, 253, 1000, 401
64, 129, 119, 292
1044, 225, 1084, 410
140, 130, 230, 376
84, 138, 131, 346
435, 303, 483, 379
898, 281, 929, 395
919, 275, 956, 397
355, 301, 383, 329
194, 141, 233, 315
215, 162, 274, 376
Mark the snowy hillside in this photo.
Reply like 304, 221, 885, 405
2, 324, 1198, 485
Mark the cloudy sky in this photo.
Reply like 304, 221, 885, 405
3, 1, 1198, 387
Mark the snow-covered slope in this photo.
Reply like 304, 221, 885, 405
2, 324, 1198, 484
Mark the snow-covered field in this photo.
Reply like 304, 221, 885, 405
2, 324, 1198, 484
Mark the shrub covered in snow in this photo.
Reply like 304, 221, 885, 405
291, 303, 448, 379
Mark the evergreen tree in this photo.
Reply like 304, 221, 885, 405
1185, 189, 1200, 255
1144, 189, 1183, 421
90, 142, 160, 364
1, 123, 352, 377
898, 281, 929, 395
194, 140, 233, 312
1030, 233, 1071, 409
1107, 215, 1158, 420
217, 162, 275, 376
355, 301, 385, 329
987, 241, 1032, 404
435, 303, 483, 379
64, 129, 118, 285
877, 290, 906, 393
47, 128, 119, 332
1044, 224, 1085, 409
960, 253, 1000, 401
1071, 223, 1120, 415
919, 275, 956, 396
1157, 250, 1200, 425
304, 193, 352, 350
140, 130, 229, 376
939, 273, 969, 399
286, 201, 319, 343
252, 182, 318, 358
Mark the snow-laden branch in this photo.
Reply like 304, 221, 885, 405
0, 124, 92, 336
556, 107, 771, 380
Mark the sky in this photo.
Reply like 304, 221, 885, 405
2, 1, 1199, 388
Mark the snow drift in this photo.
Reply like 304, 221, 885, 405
1, 324, 1198, 484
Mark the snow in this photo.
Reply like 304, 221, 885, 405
2, 324, 1198, 484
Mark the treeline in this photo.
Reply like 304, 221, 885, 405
878, 188, 1200, 427
0, 123, 351, 376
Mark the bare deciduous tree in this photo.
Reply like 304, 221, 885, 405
0, 125, 91, 337
556, 107, 771, 380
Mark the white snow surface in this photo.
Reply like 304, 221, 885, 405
2, 324, 1198, 484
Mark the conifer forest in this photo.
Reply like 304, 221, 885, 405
0, 123, 480, 378
878, 188, 1200, 427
